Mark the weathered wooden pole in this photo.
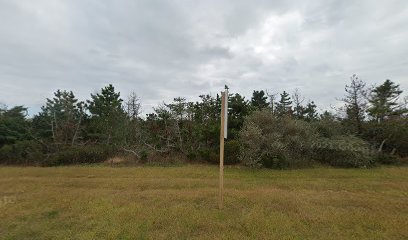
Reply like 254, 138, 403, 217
219, 88, 228, 209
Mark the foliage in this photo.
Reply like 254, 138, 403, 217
240, 110, 375, 168
239, 110, 316, 168
36, 90, 85, 146
363, 118, 408, 157
0, 106, 30, 148
312, 118, 345, 138
140, 149, 148, 162
304, 101, 318, 121
341, 74, 367, 134
87, 84, 128, 145
367, 79, 406, 122
375, 152, 399, 165
275, 91, 293, 116
251, 90, 268, 110
228, 93, 251, 139
197, 148, 219, 164
224, 140, 240, 165
1, 81, 407, 167
292, 89, 305, 119
312, 135, 374, 168
0, 140, 44, 165
43, 145, 114, 166
292, 90, 317, 121
125, 91, 141, 120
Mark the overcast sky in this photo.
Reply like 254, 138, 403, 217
1, 0, 407, 115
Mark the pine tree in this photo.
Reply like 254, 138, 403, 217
342, 74, 367, 134
367, 79, 405, 122
276, 91, 292, 116
166, 97, 187, 121
251, 90, 268, 110
292, 89, 305, 119
229, 93, 251, 137
304, 101, 318, 121
88, 84, 123, 118
126, 92, 141, 121
87, 84, 126, 145
0, 106, 29, 147
38, 90, 85, 145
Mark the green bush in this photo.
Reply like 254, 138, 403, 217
312, 119, 345, 138
362, 119, 408, 158
261, 153, 288, 169
186, 150, 197, 161
198, 148, 219, 164
0, 141, 44, 165
239, 111, 316, 168
43, 145, 114, 166
140, 149, 148, 163
312, 136, 374, 168
239, 110, 375, 168
375, 153, 399, 165
224, 140, 240, 165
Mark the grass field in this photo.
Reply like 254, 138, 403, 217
0, 165, 407, 239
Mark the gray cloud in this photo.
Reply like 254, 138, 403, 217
0, 0, 407, 115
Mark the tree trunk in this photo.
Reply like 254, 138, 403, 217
71, 115, 82, 146
378, 138, 387, 153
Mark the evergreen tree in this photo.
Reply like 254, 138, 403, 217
37, 90, 85, 145
228, 93, 251, 138
166, 97, 187, 121
193, 94, 221, 150
166, 97, 189, 151
87, 84, 126, 145
266, 91, 277, 113
304, 101, 318, 121
0, 106, 30, 147
292, 89, 305, 119
251, 90, 268, 110
276, 91, 292, 116
367, 79, 405, 122
125, 91, 141, 121
342, 74, 367, 134
124, 91, 142, 154
320, 110, 336, 121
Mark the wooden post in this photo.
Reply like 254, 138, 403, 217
219, 91, 225, 209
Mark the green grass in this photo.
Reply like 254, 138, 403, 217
0, 165, 407, 239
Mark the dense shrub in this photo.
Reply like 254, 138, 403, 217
43, 145, 114, 166
261, 153, 289, 169
224, 140, 240, 165
195, 142, 239, 164
140, 149, 148, 163
0, 141, 44, 165
362, 119, 408, 157
197, 148, 219, 164
312, 119, 345, 138
312, 135, 375, 168
239, 110, 375, 168
239, 110, 316, 168
375, 152, 399, 165
239, 121, 262, 167
144, 152, 186, 166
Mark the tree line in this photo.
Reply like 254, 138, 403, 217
0, 76, 407, 167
